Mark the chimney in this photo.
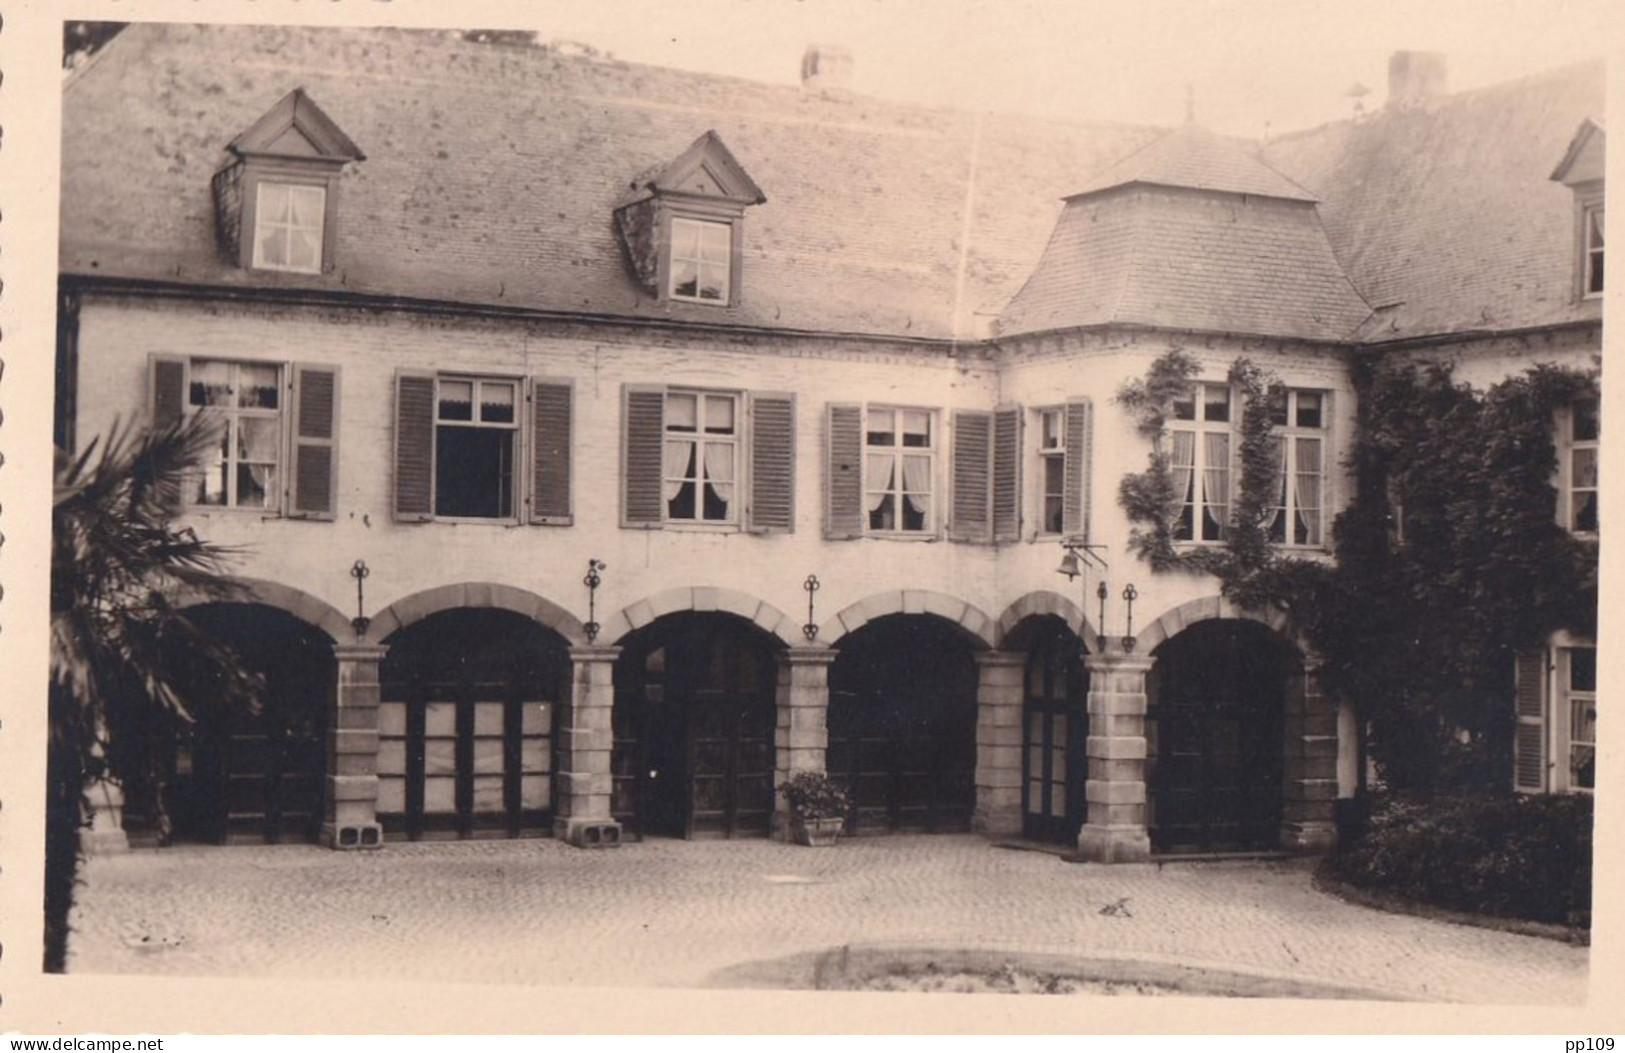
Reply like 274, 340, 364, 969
801, 44, 854, 93
1387, 51, 1448, 110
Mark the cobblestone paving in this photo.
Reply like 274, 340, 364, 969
66, 836, 1588, 1003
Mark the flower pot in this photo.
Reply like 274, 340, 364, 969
791, 816, 845, 847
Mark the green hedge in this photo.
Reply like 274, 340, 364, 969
1328, 791, 1592, 928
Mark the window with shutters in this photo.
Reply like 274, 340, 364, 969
394, 372, 573, 526
865, 407, 936, 534
1037, 408, 1065, 535
1171, 384, 1232, 542
1562, 398, 1599, 535
1515, 641, 1598, 794
434, 376, 519, 520
622, 384, 793, 533
1266, 388, 1327, 548
150, 355, 340, 519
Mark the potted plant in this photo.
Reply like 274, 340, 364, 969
778, 771, 851, 847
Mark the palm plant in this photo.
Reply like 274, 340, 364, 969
47, 414, 259, 971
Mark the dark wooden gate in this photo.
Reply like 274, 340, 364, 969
1022, 623, 1088, 844
379, 610, 565, 840
612, 615, 778, 839
164, 604, 332, 845
827, 616, 977, 834
1149, 620, 1292, 853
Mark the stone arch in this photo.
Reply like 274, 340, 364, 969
819, 589, 996, 649
1138, 595, 1306, 656
370, 582, 586, 646
994, 589, 1101, 650
175, 576, 351, 643
603, 586, 799, 648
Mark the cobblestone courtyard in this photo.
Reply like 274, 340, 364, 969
66, 835, 1588, 1003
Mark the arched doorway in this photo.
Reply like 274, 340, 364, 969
1014, 616, 1089, 844
612, 613, 780, 839
828, 615, 978, 834
164, 603, 334, 845
1148, 619, 1298, 853
379, 608, 569, 840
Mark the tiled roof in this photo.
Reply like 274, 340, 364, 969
1070, 122, 1317, 202
58, 22, 1158, 342
1262, 61, 1606, 341
997, 187, 1372, 340
59, 25, 1605, 347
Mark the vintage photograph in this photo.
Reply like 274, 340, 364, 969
16, 0, 1614, 1028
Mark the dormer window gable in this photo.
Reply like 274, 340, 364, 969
1551, 118, 1605, 300
212, 89, 365, 276
614, 131, 766, 308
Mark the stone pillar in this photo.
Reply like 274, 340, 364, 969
554, 644, 624, 847
1076, 651, 1154, 863
1281, 656, 1338, 853
972, 650, 1025, 838
80, 775, 129, 856
772, 646, 836, 838
322, 643, 387, 849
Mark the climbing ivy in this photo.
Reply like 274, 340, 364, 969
1115, 349, 1598, 792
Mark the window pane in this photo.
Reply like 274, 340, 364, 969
1588, 208, 1604, 249
438, 380, 474, 421
289, 229, 320, 271
671, 259, 699, 299
1569, 647, 1597, 692
703, 395, 735, 434
1172, 391, 1196, 421
866, 409, 895, 446
235, 463, 276, 509
1574, 490, 1599, 533
672, 221, 700, 258
1573, 447, 1598, 489
257, 226, 290, 268
1296, 392, 1324, 429
290, 186, 325, 227
259, 182, 291, 222
698, 264, 726, 301
699, 221, 731, 259
901, 410, 930, 446
1573, 400, 1600, 442
237, 416, 281, 462
1268, 388, 1288, 426
479, 381, 516, 424
196, 463, 228, 506
435, 426, 513, 518
1203, 385, 1231, 422
190, 361, 232, 407
667, 392, 698, 431
1041, 410, 1062, 449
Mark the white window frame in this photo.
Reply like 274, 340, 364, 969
1036, 407, 1066, 537
432, 374, 521, 522
251, 180, 327, 275
1582, 202, 1604, 299
1170, 383, 1233, 543
864, 405, 938, 536
662, 389, 741, 526
667, 216, 732, 305
1267, 388, 1329, 549
186, 358, 285, 513
1561, 398, 1599, 536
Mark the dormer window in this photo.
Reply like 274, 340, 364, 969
212, 89, 364, 276
1550, 118, 1605, 302
615, 131, 765, 308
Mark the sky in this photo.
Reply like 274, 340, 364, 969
478, 0, 1616, 137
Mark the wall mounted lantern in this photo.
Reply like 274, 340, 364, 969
583, 558, 606, 643
349, 559, 371, 640
803, 574, 821, 640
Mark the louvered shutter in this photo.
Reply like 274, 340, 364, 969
747, 392, 795, 534
949, 410, 994, 542
529, 379, 573, 525
825, 403, 864, 539
288, 364, 339, 519
150, 354, 188, 426
993, 405, 1022, 542
1062, 398, 1093, 539
622, 384, 666, 528
1513, 650, 1549, 793
394, 371, 436, 522
149, 355, 190, 514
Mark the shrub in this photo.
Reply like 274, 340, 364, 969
1328, 791, 1592, 927
777, 771, 851, 822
